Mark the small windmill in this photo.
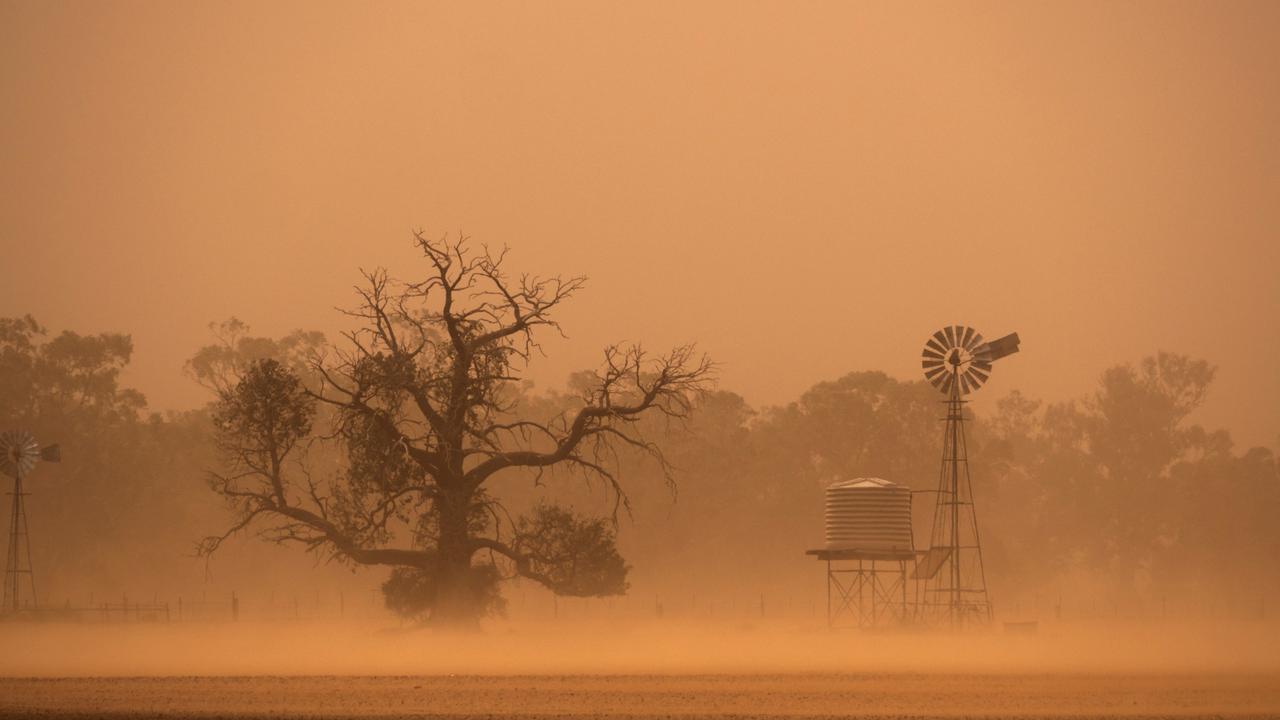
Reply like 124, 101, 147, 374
915, 326, 1020, 628
0, 430, 60, 613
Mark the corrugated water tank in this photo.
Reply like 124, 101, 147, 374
824, 477, 914, 553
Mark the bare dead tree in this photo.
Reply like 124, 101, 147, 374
200, 232, 714, 625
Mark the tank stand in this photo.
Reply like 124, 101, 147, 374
808, 549, 914, 629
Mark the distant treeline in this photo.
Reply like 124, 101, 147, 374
1, 314, 1275, 613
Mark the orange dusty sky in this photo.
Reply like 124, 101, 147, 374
1, 1, 1277, 447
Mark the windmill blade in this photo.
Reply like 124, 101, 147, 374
965, 330, 984, 351
925, 366, 948, 385
943, 325, 957, 347
922, 346, 945, 361
959, 372, 972, 394
967, 366, 990, 384
959, 326, 975, 350
942, 374, 956, 395
932, 330, 949, 349
925, 339, 947, 356
922, 359, 944, 371
964, 368, 988, 390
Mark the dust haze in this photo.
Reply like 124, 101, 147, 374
3, 1, 1278, 447
4, 617, 1279, 677
1, 1, 1278, 718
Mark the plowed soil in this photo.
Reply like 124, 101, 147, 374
0, 672, 1277, 719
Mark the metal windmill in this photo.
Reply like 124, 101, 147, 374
0, 430, 60, 613
913, 326, 1020, 628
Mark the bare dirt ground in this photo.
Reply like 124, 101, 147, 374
1, 620, 1276, 718
0, 673, 1278, 719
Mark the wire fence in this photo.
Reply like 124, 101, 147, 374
0, 586, 1269, 626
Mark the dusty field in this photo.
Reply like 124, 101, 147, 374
1, 621, 1276, 718
0, 673, 1278, 719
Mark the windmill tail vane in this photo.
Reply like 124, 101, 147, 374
980, 332, 1021, 363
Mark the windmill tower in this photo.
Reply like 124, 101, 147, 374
0, 430, 60, 613
914, 326, 1020, 628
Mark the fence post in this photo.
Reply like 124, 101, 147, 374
232, 591, 239, 622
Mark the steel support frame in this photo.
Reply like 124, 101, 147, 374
918, 380, 992, 628
825, 557, 910, 629
3, 466, 36, 613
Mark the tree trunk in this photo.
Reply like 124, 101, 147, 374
432, 488, 479, 629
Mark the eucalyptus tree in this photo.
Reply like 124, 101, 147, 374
200, 234, 713, 625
